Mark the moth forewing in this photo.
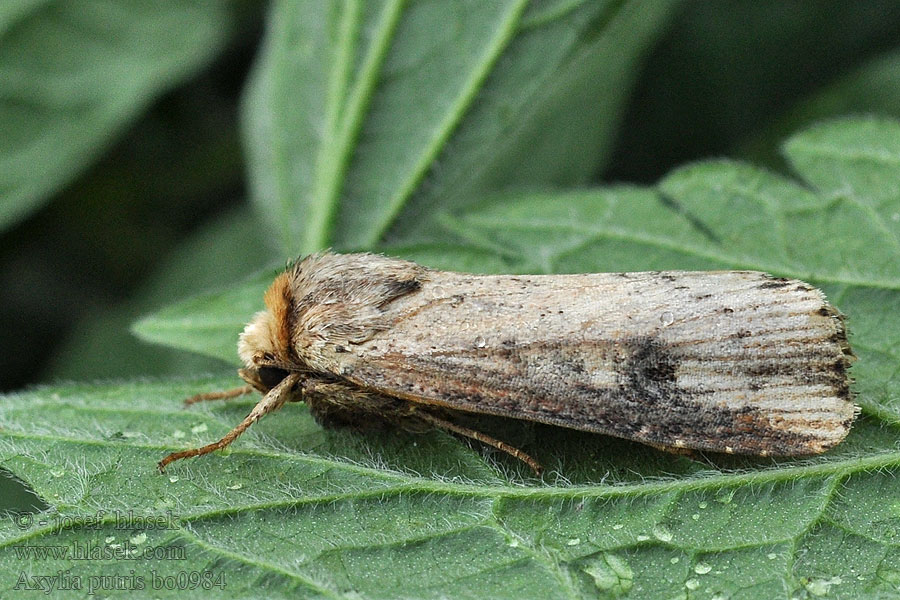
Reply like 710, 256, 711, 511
159, 252, 856, 472
335, 269, 855, 457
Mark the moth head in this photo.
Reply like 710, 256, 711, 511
238, 309, 280, 367
237, 309, 294, 393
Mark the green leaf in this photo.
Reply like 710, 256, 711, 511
1, 375, 899, 598
242, 0, 676, 255
91, 117, 900, 595
133, 269, 274, 367
0, 1, 236, 231
435, 120, 900, 289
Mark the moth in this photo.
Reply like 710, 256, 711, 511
158, 252, 856, 474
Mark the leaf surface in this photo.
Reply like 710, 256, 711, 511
0, 373, 898, 598
15, 119, 900, 598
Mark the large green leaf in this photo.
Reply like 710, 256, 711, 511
17, 118, 900, 597
0, 374, 898, 596
0, 1, 237, 232
242, 0, 676, 255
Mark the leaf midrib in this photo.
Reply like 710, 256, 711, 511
308, 0, 406, 252
361, 0, 532, 247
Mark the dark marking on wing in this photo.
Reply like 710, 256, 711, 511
380, 279, 422, 306
758, 277, 791, 289
617, 336, 678, 407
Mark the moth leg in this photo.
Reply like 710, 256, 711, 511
183, 385, 254, 406
159, 373, 299, 471
300, 378, 544, 473
182, 368, 262, 405
416, 411, 544, 476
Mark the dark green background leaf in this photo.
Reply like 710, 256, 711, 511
51, 206, 276, 380
0, 0, 237, 231
242, 0, 676, 255
740, 47, 900, 169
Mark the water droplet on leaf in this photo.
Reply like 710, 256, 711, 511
652, 524, 673, 542
583, 553, 633, 596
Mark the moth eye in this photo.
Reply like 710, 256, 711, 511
258, 366, 290, 389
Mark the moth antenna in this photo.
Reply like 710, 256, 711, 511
159, 375, 298, 471
183, 385, 254, 406
417, 412, 544, 476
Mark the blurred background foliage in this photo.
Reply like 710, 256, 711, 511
2, 0, 900, 393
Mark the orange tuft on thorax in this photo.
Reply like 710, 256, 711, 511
264, 271, 294, 356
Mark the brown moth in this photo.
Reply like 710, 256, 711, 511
158, 252, 857, 474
